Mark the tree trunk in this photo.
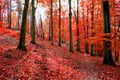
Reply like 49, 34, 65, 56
17, 0, 22, 30
76, 0, 81, 52
69, 0, 73, 52
85, 4, 89, 54
49, 17, 51, 40
30, 0, 36, 44
90, 0, 94, 56
58, 0, 61, 46
17, 0, 29, 51
7, 1, 10, 28
40, 14, 44, 39
103, 0, 115, 65
51, 0, 54, 45
8, 0, 12, 29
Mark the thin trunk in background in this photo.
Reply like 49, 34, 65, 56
40, 14, 44, 39
17, 0, 22, 30
9, 0, 12, 29
49, 16, 51, 40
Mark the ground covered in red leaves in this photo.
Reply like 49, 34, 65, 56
0, 27, 120, 80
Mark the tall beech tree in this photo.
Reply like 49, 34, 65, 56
90, 0, 94, 56
85, 3, 89, 54
51, 0, 54, 45
30, 0, 36, 44
102, 0, 115, 65
58, 0, 61, 46
76, 0, 81, 52
69, 0, 73, 52
17, 0, 29, 51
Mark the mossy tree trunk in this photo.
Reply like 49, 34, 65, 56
69, 0, 73, 52
102, 0, 115, 65
17, 0, 29, 51
30, 0, 36, 44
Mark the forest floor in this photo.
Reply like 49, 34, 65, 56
0, 27, 120, 80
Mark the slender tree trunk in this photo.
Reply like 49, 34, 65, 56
90, 0, 94, 56
85, 4, 89, 54
51, 0, 54, 45
112, 1, 118, 62
76, 0, 81, 52
17, 0, 22, 30
30, 0, 36, 44
40, 14, 44, 39
103, 0, 115, 65
8, 0, 12, 29
58, 0, 61, 46
7, 1, 10, 28
69, 0, 73, 52
17, 0, 29, 51
49, 17, 51, 40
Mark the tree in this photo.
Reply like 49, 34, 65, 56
39, 14, 44, 39
90, 0, 94, 56
17, 0, 30, 51
51, 0, 54, 45
76, 0, 81, 52
58, 0, 61, 46
85, 2, 89, 54
8, 0, 12, 29
102, 0, 115, 65
30, 0, 36, 44
69, 0, 73, 52
17, 0, 22, 30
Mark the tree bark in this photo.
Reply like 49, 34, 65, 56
58, 0, 61, 46
69, 0, 73, 52
85, 4, 89, 54
17, 0, 29, 51
103, 0, 115, 65
30, 0, 36, 44
76, 0, 81, 52
90, 0, 94, 56
51, 0, 54, 45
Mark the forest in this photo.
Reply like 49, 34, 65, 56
0, 0, 120, 79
